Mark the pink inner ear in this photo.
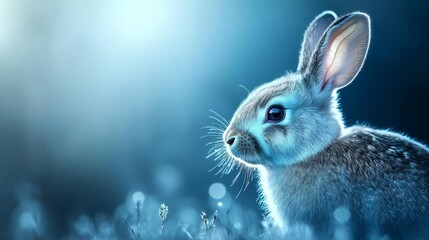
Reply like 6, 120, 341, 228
320, 35, 337, 92
321, 72, 338, 91
321, 75, 329, 91
320, 21, 359, 92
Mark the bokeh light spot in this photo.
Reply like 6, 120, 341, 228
333, 206, 351, 224
208, 182, 226, 199
132, 191, 145, 205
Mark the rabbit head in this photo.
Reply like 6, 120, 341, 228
223, 11, 371, 167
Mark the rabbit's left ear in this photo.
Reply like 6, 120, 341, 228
297, 11, 337, 72
307, 12, 371, 91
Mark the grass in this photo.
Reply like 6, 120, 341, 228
11, 184, 284, 240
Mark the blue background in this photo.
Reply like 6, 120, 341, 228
1, 0, 428, 238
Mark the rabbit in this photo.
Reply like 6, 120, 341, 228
211, 10, 429, 240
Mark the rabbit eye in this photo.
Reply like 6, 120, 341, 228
265, 105, 285, 123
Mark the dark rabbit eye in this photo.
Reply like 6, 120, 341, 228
266, 105, 285, 123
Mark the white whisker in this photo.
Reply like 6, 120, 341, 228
203, 110, 254, 197
207, 145, 224, 155
205, 131, 223, 136
231, 165, 243, 186
200, 135, 220, 139
238, 84, 250, 94
201, 125, 225, 132
200, 133, 222, 138
201, 129, 224, 135
209, 110, 230, 126
206, 148, 224, 159
208, 116, 228, 129
205, 140, 224, 147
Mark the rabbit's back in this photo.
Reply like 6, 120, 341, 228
326, 126, 429, 222
260, 126, 429, 237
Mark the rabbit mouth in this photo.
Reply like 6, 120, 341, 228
225, 132, 262, 165
227, 148, 261, 166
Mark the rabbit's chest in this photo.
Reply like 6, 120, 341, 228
259, 167, 348, 227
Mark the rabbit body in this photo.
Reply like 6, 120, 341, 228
218, 10, 429, 239
259, 126, 429, 238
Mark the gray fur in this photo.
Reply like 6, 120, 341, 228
258, 126, 429, 239
219, 11, 429, 239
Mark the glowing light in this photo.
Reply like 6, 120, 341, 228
208, 183, 226, 199
333, 206, 350, 224
132, 191, 145, 204
0, 1, 15, 51
217, 201, 223, 207
233, 222, 242, 230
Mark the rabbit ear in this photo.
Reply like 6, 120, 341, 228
307, 12, 371, 91
297, 11, 337, 72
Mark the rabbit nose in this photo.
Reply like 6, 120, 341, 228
226, 137, 236, 146
224, 129, 239, 146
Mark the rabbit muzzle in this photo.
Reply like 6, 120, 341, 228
223, 128, 261, 164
